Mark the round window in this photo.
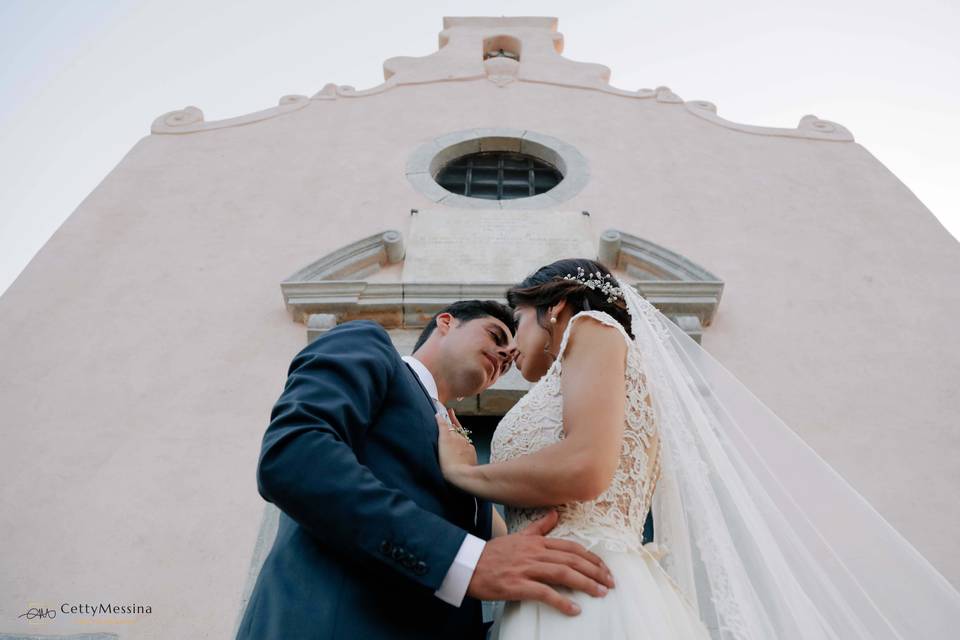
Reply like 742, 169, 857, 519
435, 151, 563, 200
406, 129, 588, 209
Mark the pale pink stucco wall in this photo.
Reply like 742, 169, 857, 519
1, 17, 957, 638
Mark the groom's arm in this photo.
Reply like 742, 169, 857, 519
433, 497, 495, 605
257, 321, 468, 592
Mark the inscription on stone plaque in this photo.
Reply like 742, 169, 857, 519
403, 209, 597, 283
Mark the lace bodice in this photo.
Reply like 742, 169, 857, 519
490, 310, 662, 552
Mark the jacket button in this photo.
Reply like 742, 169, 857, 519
401, 556, 416, 569
392, 547, 406, 561
379, 541, 392, 555
414, 561, 428, 576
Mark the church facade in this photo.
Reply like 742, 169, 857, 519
1, 17, 958, 639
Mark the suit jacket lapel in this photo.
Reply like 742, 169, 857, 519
403, 362, 480, 529
403, 362, 439, 413
402, 362, 442, 457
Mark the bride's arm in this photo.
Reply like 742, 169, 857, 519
439, 317, 627, 507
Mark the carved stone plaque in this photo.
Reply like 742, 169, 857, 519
403, 209, 597, 283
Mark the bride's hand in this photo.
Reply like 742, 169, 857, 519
437, 408, 477, 488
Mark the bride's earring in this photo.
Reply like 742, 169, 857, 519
543, 319, 557, 358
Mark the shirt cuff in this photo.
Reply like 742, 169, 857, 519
434, 533, 486, 607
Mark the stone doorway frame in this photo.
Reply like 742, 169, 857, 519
279, 228, 724, 415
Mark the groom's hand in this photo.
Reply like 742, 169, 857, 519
466, 510, 615, 616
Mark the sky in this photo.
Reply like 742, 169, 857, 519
0, 0, 957, 296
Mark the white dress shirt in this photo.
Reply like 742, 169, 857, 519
402, 355, 486, 607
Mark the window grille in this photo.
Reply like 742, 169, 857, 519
435, 151, 563, 200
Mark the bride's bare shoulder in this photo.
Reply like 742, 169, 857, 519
562, 313, 628, 364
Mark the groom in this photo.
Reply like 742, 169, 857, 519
236, 300, 613, 639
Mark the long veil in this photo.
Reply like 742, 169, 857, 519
620, 283, 960, 639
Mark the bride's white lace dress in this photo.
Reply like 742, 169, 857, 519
489, 310, 711, 639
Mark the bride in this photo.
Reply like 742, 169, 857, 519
438, 257, 960, 639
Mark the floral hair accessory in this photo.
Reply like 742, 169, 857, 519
562, 266, 624, 303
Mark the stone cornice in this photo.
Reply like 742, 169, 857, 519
598, 229, 724, 338
152, 86, 851, 143
281, 228, 723, 344
151, 18, 853, 142
151, 95, 310, 135
685, 101, 853, 142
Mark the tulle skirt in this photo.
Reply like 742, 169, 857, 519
492, 544, 712, 639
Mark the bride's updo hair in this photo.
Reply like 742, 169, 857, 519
506, 258, 634, 339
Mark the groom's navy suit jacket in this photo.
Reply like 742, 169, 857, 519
236, 321, 493, 640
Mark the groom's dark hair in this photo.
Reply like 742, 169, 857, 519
413, 300, 516, 353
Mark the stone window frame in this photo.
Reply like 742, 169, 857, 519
405, 128, 590, 209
